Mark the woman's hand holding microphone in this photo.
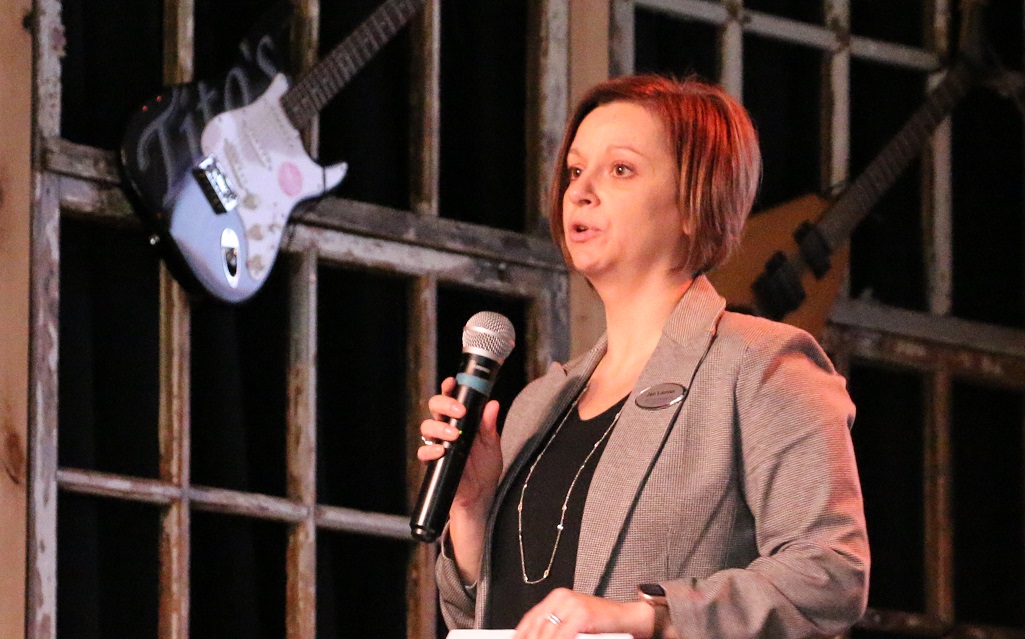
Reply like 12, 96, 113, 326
418, 376, 504, 585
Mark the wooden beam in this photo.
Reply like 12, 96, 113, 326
406, 277, 438, 639
286, 250, 318, 639
0, 1, 35, 637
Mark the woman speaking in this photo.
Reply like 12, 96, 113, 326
417, 74, 869, 639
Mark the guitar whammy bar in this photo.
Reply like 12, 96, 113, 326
121, 0, 426, 303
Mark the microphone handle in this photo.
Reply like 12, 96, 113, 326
410, 354, 496, 543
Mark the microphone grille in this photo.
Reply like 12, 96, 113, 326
462, 312, 516, 362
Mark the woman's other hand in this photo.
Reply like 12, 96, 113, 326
515, 589, 659, 639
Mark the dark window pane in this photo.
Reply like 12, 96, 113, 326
317, 532, 413, 638
61, 0, 163, 148
957, 1, 1022, 80
193, 0, 285, 82
57, 494, 159, 639
437, 287, 528, 431
848, 363, 926, 612
952, 382, 1025, 628
191, 511, 287, 639
744, 0, 821, 24
59, 219, 160, 478
191, 261, 290, 497
743, 34, 821, 211
318, 267, 409, 515
319, 1, 412, 211
849, 60, 927, 311
440, 0, 527, 231
850, 2, 923, 48
634, 8, 718, 81
951, 90, 1025, 328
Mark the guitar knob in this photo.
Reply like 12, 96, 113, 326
149, 234, 160, 246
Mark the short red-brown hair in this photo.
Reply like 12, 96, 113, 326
549, 74, 761, 275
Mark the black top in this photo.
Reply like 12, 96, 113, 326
487, 394, 629, 629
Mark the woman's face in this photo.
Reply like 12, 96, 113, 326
562, 101, 688, 283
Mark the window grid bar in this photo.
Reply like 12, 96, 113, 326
828, 297, 1025, 363
925, 0, 954, 316
290, 225, 563, 299
410, 0, 441, 217
293, 0, 320, 155
859, 610, 1025, 639
406, 276, 440, 639
157, 272, 191, 639
286, 249, 318, 639
635, 0, 940, 70
822, 325, 1025, 390
609, 0, 635, 78
527, 0, 570, 232
157, 0, 194, 636
27, 0, 65, 635
26, 173, 61, 639
925, 370, 955, 622
718, 1, 743, 99
857, 608, 951, 635
528, 279, 571, 379
56, 467, 416, 538
45, 141, 565, 271
822, 0, 850, 193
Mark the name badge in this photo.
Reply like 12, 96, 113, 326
635, 383, 687, 410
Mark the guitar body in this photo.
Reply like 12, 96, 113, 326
708, 193, 850, 339
166, 74, 347, 302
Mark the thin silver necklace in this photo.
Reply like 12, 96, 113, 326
517, 386, 625, 584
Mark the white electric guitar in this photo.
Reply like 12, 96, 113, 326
122, 0, 426, 302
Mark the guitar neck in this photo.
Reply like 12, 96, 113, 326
816, 58, 976, 251
280, 0, 423, 130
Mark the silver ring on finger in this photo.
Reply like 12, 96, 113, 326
546, 613, 563, 626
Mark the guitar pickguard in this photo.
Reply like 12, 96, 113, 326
203, 75, 346, 279
165, 75, 346, 301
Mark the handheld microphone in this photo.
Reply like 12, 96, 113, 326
410, 311, 516, 543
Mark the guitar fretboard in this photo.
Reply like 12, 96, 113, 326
280, 0, 423, 130
816, 59, 976, 252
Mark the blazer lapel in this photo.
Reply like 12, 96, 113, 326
574, 276, 726, 595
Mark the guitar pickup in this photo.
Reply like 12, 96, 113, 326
192, 155, 240, 214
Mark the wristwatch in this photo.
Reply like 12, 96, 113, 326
637, 583, 669, 638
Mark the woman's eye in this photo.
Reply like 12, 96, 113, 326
613, 164, 632, 176
567, 166, 582, 180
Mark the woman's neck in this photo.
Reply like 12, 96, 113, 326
598, 270, 693, 358
577, 271, 693, 418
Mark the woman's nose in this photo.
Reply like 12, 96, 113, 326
565, 173, 595, 207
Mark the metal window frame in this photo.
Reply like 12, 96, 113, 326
26, 1, 570, 638
611, 1, 1025, 637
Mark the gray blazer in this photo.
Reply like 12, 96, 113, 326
437, 276, 870, 638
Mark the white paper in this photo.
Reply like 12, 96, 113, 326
448, 631, 632, 639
